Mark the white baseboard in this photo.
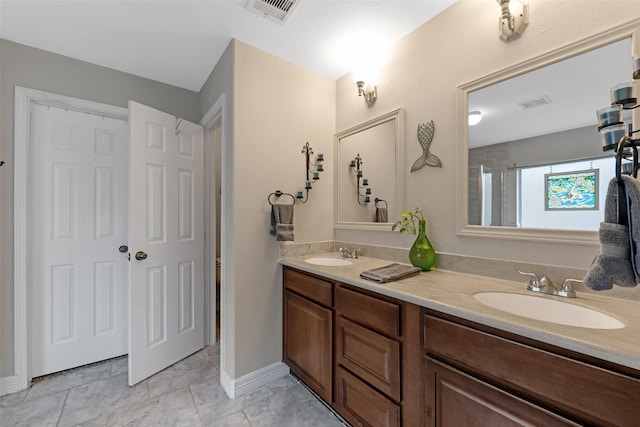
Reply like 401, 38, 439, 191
220, 362, 290, 399
0, 375, 18, 396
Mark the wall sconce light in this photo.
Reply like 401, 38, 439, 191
350, 153, 372, 205
356, 81, 377, 107
468, 111, 482, 126
296, 142, 324, 203
497, 0, 529, 42
342, 33, 388, 108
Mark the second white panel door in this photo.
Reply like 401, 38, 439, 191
128, 101, 205, 386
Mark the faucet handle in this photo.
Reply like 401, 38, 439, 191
557, 279, 581, 298
338, 247, 350, 258
518, 271, 540, 290
351, 248, 360, 259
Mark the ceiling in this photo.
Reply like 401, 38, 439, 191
0, 0, 456, 92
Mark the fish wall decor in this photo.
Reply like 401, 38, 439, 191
411, 121, 441, 172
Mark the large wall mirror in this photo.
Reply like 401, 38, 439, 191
455, 21, 639, 244
335, 108, 405, 230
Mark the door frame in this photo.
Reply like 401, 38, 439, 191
13, 87, 129, 392
200, 93, 226, 346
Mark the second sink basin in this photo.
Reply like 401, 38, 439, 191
305, 257, 353, 267
473, 292, 625, 329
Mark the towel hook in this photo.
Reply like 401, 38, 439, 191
268, 190, 295, 206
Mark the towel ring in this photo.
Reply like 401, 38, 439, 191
375, 198, 388, 209
268, 190, 295, 206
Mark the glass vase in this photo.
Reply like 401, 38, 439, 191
409, 220, 436, 271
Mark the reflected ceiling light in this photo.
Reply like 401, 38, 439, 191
497, 0, 529, 42
468, 111, 482, 126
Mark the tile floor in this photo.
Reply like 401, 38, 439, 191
0, 344, 346, 426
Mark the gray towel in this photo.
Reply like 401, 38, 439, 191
584, 177, 640, 289
271, 204, 294, 241
375, 207, 388, 223
360, 263, 421, 283
584, 222, 636, 290
620, 175, 640, 281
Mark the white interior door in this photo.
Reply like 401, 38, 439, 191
128, 101, 205, 386
31, 104, 129, 377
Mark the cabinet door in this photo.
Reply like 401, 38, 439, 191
424, 358, 578, 427
283, 290, 332, 402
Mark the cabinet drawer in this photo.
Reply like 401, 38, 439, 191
337, 316, 401, 400
335, 366, 400, 427
336, 286, 400, 337
283, 267, 333, 307
423, 313, 640, 426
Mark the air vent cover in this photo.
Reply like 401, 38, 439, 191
518, 95, 552, 109
246, 0, 301, 24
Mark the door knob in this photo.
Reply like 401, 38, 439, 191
119, 245, 128, 253
135, 251, 148, 261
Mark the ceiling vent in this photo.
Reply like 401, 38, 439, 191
245, 0, 301, 24
518, 95, 552, 109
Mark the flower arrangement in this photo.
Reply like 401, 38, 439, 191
391, 207, 425, 235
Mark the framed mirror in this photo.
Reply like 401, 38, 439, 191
335, 108, 405, 230
455, 22, 639, 244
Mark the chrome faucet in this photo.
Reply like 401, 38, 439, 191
338, 247, 360, 259
518, 271, 579, 298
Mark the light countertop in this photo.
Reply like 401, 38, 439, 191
280, 253, 640, 372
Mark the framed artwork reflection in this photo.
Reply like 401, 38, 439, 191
545, 169, 598, 211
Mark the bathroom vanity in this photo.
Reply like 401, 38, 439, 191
281, 255, 640, 426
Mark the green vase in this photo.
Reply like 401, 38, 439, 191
409, 220, 436, 271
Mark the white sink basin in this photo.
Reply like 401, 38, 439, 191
305, 257, 353, 267
473, 292, 625, 330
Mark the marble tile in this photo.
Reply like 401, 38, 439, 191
106, 387, 201, 426
57, 373, 149, 427
191, 379, 273, 424
243, 383, 344, 427
335, 242, 409, 264
0, 388, 28, 407
1, 346, 344, 427
0, 390, 67, 426
207, 410, 252, 427
279, 241, 334, 258
204, 344, 221, 369
146, 350, 218, 399
265, 374, 299, 394
26, 361, 112, 400
110, 356, 128, 377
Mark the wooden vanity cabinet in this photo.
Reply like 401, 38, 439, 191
423, 310, 640, 427
283, 267, 334, 403
335, 283, 422, 427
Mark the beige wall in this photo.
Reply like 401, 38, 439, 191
335, 0, 640, 270
225, 40, 335, 378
